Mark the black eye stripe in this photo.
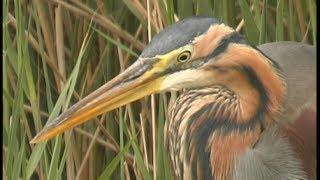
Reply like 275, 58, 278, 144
206, 32, 247, 61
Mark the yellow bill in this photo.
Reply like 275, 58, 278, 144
30, 45, 195, 144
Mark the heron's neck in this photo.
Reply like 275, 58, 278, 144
192, 85, 265, 179
167, 84, 268, 179
212, 44, 286, 116
166, 47, 286, 178
209, 124, 262, 180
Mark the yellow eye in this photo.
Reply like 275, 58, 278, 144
177, 50, 191, 62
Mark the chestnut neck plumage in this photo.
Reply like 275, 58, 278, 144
165, 45, 286, 180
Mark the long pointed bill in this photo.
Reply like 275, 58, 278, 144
30, 57, 164, 144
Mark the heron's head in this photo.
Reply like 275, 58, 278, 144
31, 16, 285, 143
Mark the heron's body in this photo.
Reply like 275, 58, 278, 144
31, 17, 316, 180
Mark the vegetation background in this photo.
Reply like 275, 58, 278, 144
3, 0, 316, 179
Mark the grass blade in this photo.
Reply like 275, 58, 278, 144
259, 0, 267, 44
239, 0, 260, 45
307, 0, 316, 44
177, 0, 193, 18
98, 140, 133, 180
196, 0, 213, 17
276, 0, 284, 41
26, 143, 47, 179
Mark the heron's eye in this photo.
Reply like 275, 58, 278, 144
177, 51, 191, 62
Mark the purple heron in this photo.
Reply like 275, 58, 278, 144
31, 17, 316, 180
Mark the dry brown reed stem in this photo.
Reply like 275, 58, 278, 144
294, 0, 307, 37
146, 1, 157, 179
124, 24, 143, 66
140, 113, 150, 172
74, 127, 153, 170
236, 19, 245, 32
134, 0, 160, 32
124, 162, 131, 180
47, 0, 145, 51
33, 0, 61, 91
55, 7, 74, 176
23, 105, 49, 118
55, 5, 66, 88
154, 0, 164, 31
75, 122, 102, 180
302, 21, 311, 43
